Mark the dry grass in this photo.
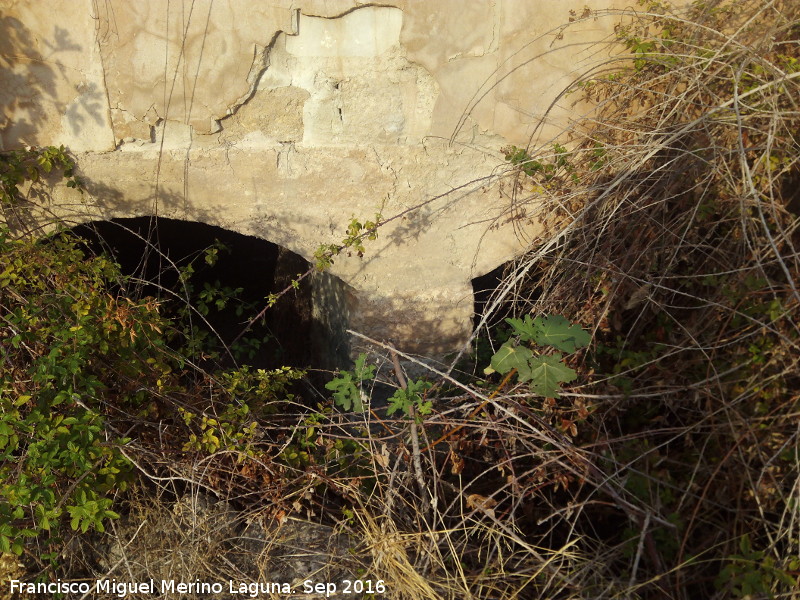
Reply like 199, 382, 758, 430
305, 1, 800, 598
434, 0, 800, 597
19, 2, 800, 599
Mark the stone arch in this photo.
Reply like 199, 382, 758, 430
66, 216, 355, 371
2, 0, 648, 361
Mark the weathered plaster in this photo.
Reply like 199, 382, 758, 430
0, 0, 114, 151
0, 0, 647, 359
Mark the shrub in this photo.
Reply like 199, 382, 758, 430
485, 0, 800, 596
0, 225, 173, 557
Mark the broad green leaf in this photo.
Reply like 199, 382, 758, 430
504, 315, 539, 342
406, 379, 432, 397
528, 354, 577, 398
387, 380, 431, 418
325, 372, 364, 412
532, 315, 591, 353
386, 390, 410, 417
489, 342, 533, 381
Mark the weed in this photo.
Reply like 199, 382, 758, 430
485, 314, 590, 398
325, 354, 376, 412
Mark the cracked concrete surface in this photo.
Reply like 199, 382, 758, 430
1, 0, 643, 359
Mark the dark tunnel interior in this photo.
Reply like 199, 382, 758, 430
68, 217, 314, 371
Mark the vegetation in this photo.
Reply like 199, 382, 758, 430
1, 1, 799, 599
0, 149, 309, 579
463, 1, 800, 597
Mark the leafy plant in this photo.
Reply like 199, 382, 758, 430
485, 315, 590, 398
218, 365, 305, 409
0, 144, 80, 205
326, 354, 376, 412
168, 241, 275, 366
715, 535, 798, 599
314, 213, 382, 271
279, 405, 372, 481
386, 379, 432, 419
0, 226, 171, 555
502, 144, 578, 183
179, 404, 259, 455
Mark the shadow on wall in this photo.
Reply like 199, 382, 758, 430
66, 217, 354, 372
312, 269, 357, 372
0, 15, 106, 149
17, 155, 490, 370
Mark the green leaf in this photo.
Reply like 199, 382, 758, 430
406, 379, 431, 397
532, 315, 590, 352
386, 390, 410, 417
353, 353, 376, 381
739, 534, 752, 554
528, 354, 577, 398
386, 380, 431, 418
325, 372, 363, 412
504, 315, 539, 342
417, 400, 433, 415
489, 342, 533, 381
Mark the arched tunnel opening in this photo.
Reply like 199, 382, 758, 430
67, 217, 353, 376
471, 261, 541, 346
472, 263, 509, 331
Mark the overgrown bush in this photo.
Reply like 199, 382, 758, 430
4, 2, 799, 598
0, 227, 164, 557
472, 0, 800, 597
0, 148, 314, 581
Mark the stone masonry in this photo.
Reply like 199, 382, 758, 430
0, 0, 637, 359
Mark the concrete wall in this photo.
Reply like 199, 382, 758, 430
0, 0, 632, 359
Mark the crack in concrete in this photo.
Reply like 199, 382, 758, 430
216, 12, 300, 131
488, 0, 500, 55
371, 146, 399, 200
277, 141, 295, 176
300, 3, 401, 20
